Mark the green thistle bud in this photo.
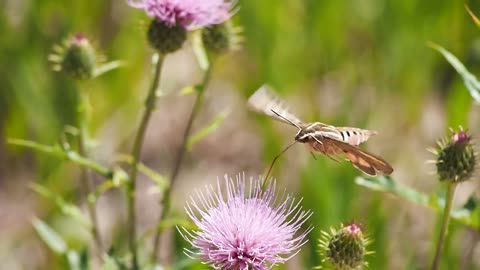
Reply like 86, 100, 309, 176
318, 223, 372, 270
202, 21, 243, 54
148, 19, 187, 54
432, 127, 476, 183
49, 34, 96, 80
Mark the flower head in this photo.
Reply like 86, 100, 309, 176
202, 21, 243, 54
49, 33, 97, 80
318, 223, 372, 270
180, 174, 313, 270
128, 0, 235, 29
431, 127, 476, 183
49, 33, 123, 79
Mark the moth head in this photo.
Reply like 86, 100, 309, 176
295, 129, 310, 143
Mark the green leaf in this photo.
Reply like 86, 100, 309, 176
31, 183, 91, 228
93, 60, 125, 78
158, 217, 196, 232
90, 168, 128, 202
178, 86, 196, 96
32, 218, 68, 254
66, 251, 81, 270
117, 155, 168, 193
429, 42, 480, 103
140, 218, 195, 241
192, 31, 210, 71
186, 110, 229, 150
112, 167, 129, 187
466, 4, 480, 29
8, 138, 113, 178
355, 176, 480, 229
101, 256, 120, 270
66, 250, 89, 270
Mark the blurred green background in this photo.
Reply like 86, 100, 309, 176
2, 0, 480, 269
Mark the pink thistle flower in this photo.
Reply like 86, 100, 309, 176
180, 174, 313, 270
128, 0, 235, 29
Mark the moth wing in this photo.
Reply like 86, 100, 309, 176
247, 85, 303, 127
326, 138, 393, 175
345, 152, 376, 175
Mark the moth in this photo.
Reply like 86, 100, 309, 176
248, 85, 394, 177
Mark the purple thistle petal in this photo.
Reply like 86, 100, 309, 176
179, 174, 313, 269
127, 0, 235, 29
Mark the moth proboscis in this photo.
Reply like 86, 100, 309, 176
248, 85, 394, 179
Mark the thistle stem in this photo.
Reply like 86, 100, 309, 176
77, 88, 104, 255
128, 53, 165, 270
431, 182, 457, 270
152, 64, 213, 261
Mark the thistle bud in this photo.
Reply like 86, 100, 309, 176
318, 223, 372, 270
147, 19, 187, 54
49, 33, 97, 80
202, 21, 242, 54
433, 127, 476, 183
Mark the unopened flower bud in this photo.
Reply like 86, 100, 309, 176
202, 21, 242, 54
319, 223, 372, 270
434, 127, 476, 183
50, 33, 96, 80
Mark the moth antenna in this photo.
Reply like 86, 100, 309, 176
263, 140, 297, 190
270, 109, 302, 130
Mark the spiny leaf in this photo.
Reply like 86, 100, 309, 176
93, 60, 125, 77
32, 218, 68, 254
429, 42, 480, 103
8, 138, 113, 178
187, 110, 230, 150
355, 176, 480, 229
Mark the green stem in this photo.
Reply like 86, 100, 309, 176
431, 182, 457, 270
77, 88, 104, 254
151, 63, 213, 261
127, 53, 165, 270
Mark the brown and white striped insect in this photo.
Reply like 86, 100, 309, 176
248, 85, 394, 177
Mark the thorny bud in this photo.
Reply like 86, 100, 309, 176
49, 33, 97, 80
433, 127, 476, 183
202, 21, 242, 54
318, 223, 372, 270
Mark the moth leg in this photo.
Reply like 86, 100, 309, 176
310, 151, 317, 160
325, 153, 341, 163
309, 135, 323, 145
